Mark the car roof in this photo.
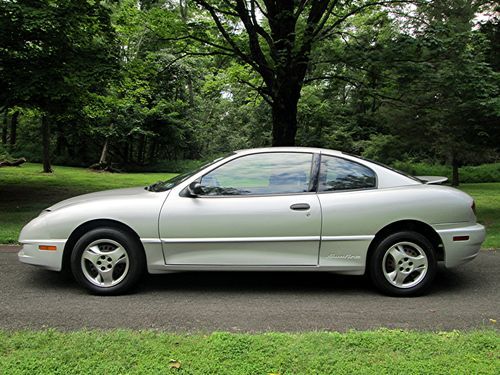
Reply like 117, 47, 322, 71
234, 147, 343, 155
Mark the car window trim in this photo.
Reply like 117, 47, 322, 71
316, 153, 378, 193
308, 153, 321, 193
182, 151, 317, 198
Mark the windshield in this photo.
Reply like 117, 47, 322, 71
146, 154, 233, 192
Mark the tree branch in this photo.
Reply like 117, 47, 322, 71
250, 0, 275, 52
319, 1, 419, 40
312, 0, 341, 37
160, 51, 234, 73
236, 78, 273, 105
294, 0, 310, 20
193, 0, 257, 70
233, 0, 274, 84
253, 0, 269, 18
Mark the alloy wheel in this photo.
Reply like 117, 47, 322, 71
80, 239, 129, 288
382, 241, 429, 289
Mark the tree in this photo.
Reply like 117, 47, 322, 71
331, 0, 500, 185
0, 0, 119, 172
156, 0, 411, 146
398, 0, 500, 185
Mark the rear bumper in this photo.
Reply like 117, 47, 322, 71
436, 223, 486, 268
18, 240, 65, 271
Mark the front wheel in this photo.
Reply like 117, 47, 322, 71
70, 228, 145, 295
369, 231, 437, 296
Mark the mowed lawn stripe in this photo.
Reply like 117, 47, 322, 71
0, 330, 498, 374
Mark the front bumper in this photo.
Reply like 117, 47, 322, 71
436, 223, 486, 268
18, 240, 66, 271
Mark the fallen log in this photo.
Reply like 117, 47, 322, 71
0, 157, 26, 167
88, 162, 122, 173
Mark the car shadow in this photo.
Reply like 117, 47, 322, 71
138, 271, 372, 295
24, 263, 476, 297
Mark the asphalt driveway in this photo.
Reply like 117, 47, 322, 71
1, 246, 498, 332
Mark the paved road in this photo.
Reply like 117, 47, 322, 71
1, 246, 498, 332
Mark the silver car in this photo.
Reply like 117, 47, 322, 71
18, 147, 485, 296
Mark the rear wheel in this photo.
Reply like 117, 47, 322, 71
70, 228, 145, 295
369, 231, 437, 296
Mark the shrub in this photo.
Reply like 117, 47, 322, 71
393, 162, 500, 183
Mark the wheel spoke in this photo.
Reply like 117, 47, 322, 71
82, 246, 102, 267
98, 268, 115, 287
114, 256, 127, 267
393, 270, 408, 286
108, 246, 127, 264
409, 254, 427, 269
387, 270, 398, 283
388, 246, 405, 264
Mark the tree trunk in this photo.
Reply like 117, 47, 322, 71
148, 139, 157, 164
271, 80, 301, 146
128, 141, 134, 163
41, 115, 52, 173
99, 138, 109, 165
187, 77, 195, 106
1, 111, 7, 144
137, 134, 145, 164
271, 101, 297, 146
451, 155, 460, 186
10, 110, 19, 145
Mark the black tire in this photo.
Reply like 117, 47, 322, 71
70, 227, 145, 295
368, 231, 437, 296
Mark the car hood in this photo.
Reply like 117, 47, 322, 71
46, 187, 152, 212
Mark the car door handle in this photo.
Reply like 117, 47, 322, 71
290, 203, 310, 211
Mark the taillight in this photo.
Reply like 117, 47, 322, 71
471, 201, 476, 215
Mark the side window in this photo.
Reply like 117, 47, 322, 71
319, 156, 376, 191
199, 153, 313, 196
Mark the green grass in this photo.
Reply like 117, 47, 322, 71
461, 183, 500, 249
0, 330, 498, 374
0, 163, 499, 247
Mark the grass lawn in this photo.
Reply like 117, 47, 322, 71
0, 329, 498, 374
0, 163, 499, 247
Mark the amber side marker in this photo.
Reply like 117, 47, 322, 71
453, 236, 470, 242
39, 245, 57, 251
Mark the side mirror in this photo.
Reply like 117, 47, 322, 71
187, 181, 203, 197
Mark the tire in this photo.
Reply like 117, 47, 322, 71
369, 231, 437, 296
70, 227, 145, 295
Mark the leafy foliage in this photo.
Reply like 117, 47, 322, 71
0, 0, 498, 181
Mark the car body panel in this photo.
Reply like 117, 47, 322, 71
17, 147, 486, 277
434, 223, 486, 267
18, 187, 170, 271
160, 193, 322, 265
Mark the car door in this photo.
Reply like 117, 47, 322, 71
159, 152, 321, 266
316, 154, 378, 271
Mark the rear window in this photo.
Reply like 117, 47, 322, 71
319, 155, 376, 191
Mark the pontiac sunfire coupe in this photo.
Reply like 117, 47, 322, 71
18, 147, 485, 296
